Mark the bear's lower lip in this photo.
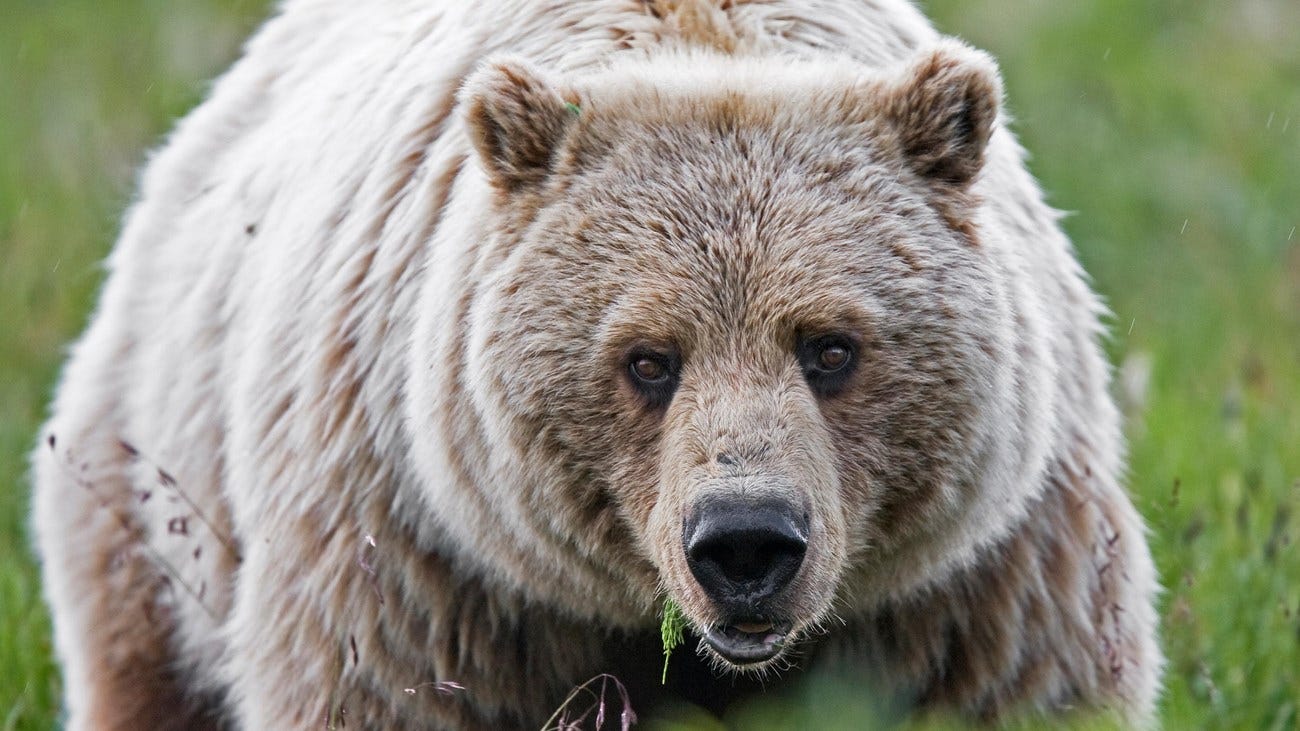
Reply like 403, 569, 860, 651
703, 622, 789, 665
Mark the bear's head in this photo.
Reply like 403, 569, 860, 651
452, 41, 1056, 671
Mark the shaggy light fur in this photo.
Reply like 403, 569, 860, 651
33, 0, 1161, 728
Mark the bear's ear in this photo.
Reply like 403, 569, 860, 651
462, 57, 580, 192
877, 41, 1002, 191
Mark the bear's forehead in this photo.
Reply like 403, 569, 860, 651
558, 126, 933, 272
543, 168, 943, 349
564, 58, 925, 247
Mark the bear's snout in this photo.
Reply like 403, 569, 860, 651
684, 497, 808, 615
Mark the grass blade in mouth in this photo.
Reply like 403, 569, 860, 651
660, 598, 686, 685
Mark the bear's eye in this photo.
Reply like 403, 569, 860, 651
797, 335, 856, 397
817, 344, 850, 371
626, 350, 680, 409
631, 357, 667, 382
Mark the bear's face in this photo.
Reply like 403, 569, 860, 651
461, 45, 1012, 669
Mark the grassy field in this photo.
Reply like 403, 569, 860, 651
1, 0, 1296, 728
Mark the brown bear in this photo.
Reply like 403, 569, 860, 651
32, 0, 1161, 728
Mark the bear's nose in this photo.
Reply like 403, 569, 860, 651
684, 499, 808, 610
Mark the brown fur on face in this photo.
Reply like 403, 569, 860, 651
464, 46, 1043, 667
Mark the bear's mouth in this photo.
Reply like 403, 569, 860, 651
702, 619, 791, 665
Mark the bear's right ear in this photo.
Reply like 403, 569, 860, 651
462, 58, 580, 192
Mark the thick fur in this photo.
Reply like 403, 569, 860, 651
32, 1, 1161, 729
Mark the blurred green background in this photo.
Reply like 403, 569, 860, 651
0, 0, 1296, 728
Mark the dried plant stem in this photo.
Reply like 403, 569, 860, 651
118, 439, 242, 562
48, 435, 218, 621
541, 673, 636, 731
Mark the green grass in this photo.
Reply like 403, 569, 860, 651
1, 1, 1296, 728
0, 2, 271, 728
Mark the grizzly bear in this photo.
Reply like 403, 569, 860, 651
33, 0, 1161, 728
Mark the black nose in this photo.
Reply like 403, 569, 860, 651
684, 499, 808, 609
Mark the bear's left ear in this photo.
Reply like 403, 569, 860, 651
876, 41, 1003, 192
462, 57, 580, 192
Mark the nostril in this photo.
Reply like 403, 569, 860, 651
756, 536, 806, 574
689, 530, 805, 585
